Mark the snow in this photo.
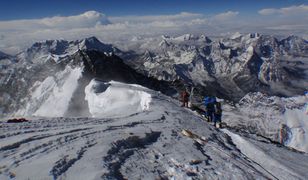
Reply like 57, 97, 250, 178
223, 92, 308, 153
223, 129, 308, 180
16, 66, 83, 117
34, 67, 82, 117
1, 34, 308, 179
2, 81, 308, 179
284, 106, 308, 152
85, 80, 152, 118
230, 32, 242, 40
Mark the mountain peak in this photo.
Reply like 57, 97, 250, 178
83, 36, 101, 44
79, 36, 115, 53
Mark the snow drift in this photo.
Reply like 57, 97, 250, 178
85, 80, 152, 118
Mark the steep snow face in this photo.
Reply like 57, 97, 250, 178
223, 92, 308, 152
16, 66, 83, 117
34, 67, 83, 117
85, 80, 152, 118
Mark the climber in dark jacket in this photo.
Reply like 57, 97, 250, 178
204, 96, 216, 122
213, 101, 222, 127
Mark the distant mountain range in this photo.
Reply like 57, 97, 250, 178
0, 33, 307, 116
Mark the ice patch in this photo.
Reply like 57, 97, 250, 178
85, 80, 152, 118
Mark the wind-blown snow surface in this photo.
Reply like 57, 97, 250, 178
1, 82, 308, 179
85, 80, 152, 118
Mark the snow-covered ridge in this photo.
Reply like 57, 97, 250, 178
85, 80, 152, 118
16, 77, 153, 118
0, 80, 308, 180
1, 81, 308, 179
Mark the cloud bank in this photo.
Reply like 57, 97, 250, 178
0, 5, 307, 54
258, 4, 308, 16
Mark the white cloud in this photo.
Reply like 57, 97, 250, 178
0, 11, 212, 54
256, 4, 308, 37
0, 11, 110, 31
0, 9, 307, 55
213, 11, 239, 21
258, 4, 308, 16
110, 12, 202, 23
258, 8, 277, 16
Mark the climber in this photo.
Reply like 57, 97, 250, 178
213, 101, 222, 128
204, 96, 216, 122
181, 89, 190, 107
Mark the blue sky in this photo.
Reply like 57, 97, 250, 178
1, 0, 307, 20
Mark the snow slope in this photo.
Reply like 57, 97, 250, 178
85, 80, 152, 118
16, 66, 83, 117
1, 81, 308, 179
284, 106, 308, 152
2, 81, 304, 180
223, 92, 308, 153
223, 129, 308, 180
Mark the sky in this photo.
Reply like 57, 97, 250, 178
1, 0, 307, 20
0, 0, 307, 54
